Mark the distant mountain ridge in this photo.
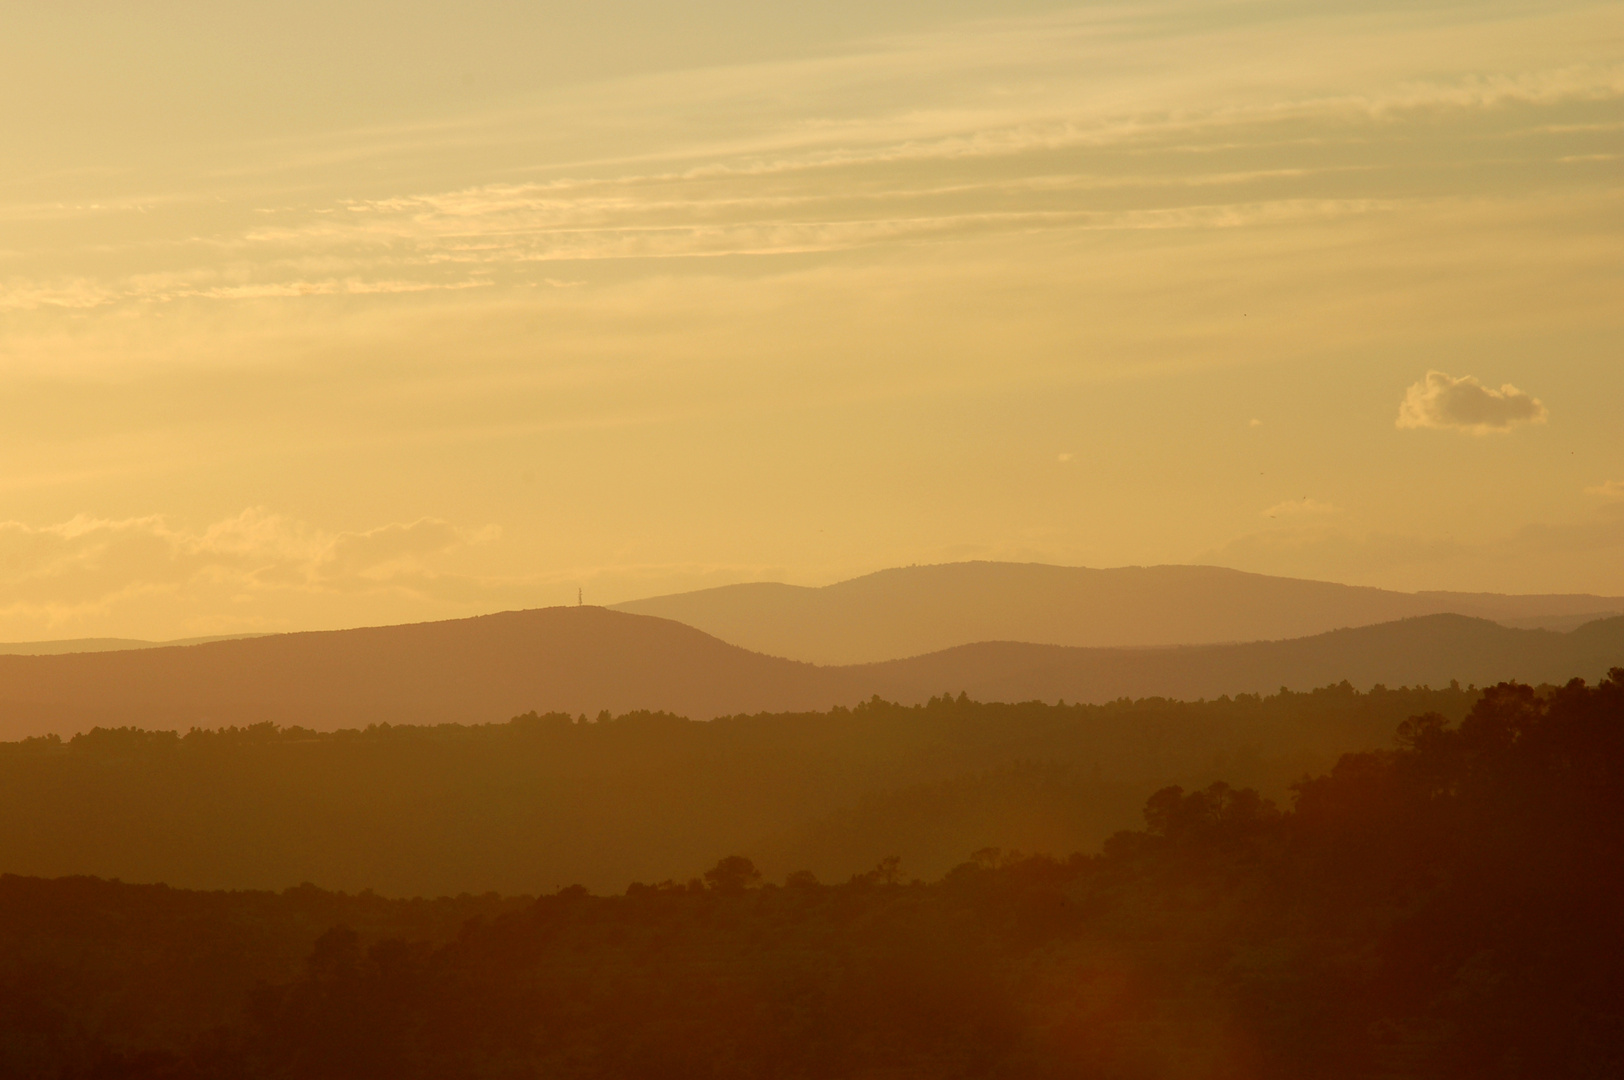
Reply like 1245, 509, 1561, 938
611, 562, 1624, 664
0, 634, 262, 656
0, 606, 1620, 741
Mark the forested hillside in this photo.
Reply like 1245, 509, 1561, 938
0, 683, 1475, 894
0, 878, 525, 1077
4, 674, 1620, 1079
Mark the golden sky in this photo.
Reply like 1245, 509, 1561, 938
1, 0, 1621, 640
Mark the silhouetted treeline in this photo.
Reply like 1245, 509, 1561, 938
0, 682, 1475, 893
0, 877, 526, 1077
4, 674, 1620, 1078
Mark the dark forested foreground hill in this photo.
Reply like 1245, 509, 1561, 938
0, 684, 1478, 896
1, 604, 1622, 740
613, 561, 1624, 663
0, 877, 527, 1077
5, 676, 1621, 1080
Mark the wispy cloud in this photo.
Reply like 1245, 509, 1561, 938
0, 3, 1618, 315
0, 508, 812, 640
1586, 480, 1624, 500
1203, 507, 1624, 593
0, 509, 504, 634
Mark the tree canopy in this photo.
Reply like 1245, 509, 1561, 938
3, 674, 1620, 1078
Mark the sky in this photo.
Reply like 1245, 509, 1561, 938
0, 0, 1621, 641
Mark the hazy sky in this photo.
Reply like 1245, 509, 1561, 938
1, 0, 1621, 640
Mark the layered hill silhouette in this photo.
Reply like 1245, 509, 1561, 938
0, 608, 830, 741
0, 634, 259, 656
859, 613, 1624, 705
612, 562, 1624, 663
1, 605, 1622, 741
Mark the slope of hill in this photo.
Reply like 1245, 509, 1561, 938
862, 614, 1624, 705
0, 607, 839, 741
1, 605, 1622, 742
611, 562, 1624, 663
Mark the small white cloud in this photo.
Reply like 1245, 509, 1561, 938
1586, 480, 1624, 501
1396, 370, 1548, 434
1262, 498, 1340, 519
